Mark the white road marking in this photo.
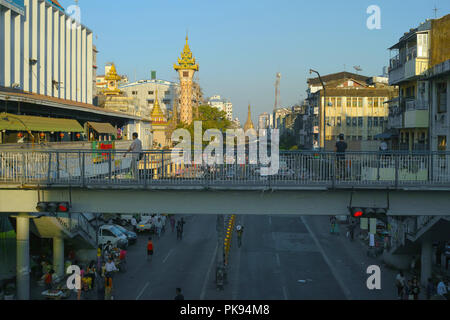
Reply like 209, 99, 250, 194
163, 248, 174, 264
300, 216, 353, 300
135, 281, 150, 300
200, 242, 218, 300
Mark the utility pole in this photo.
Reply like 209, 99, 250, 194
310, 69, 326, 150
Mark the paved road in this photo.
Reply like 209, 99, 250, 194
110, 214, 399, 300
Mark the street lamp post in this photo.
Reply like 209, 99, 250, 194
309, 69, 326, 151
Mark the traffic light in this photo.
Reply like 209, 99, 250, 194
349, 207, 388, 219
36, 202, 70, 213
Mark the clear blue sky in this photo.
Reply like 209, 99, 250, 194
60, 0, 449, 123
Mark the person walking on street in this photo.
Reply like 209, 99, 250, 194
330, 216, 337, 234
426, 278, 435, 300
236, 224, 244, 248
174, 288, 184, 300
123, 132, 143, 179
177, 218, 186, 240
437, 278, 448, 299
335, 134, 348, 180
147, 237, 154, 261
395, 271, 405, 299
105, 274, 113, 300
170, 215, 176, 233
412, 277, 420, 300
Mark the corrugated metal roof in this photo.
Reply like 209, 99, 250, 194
0, 113, 84, 132
87, 122, 117, 135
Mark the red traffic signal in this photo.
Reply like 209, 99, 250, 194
349, 207, 388, 218
36, 202, 70, 213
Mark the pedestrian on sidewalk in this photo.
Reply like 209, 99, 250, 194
395, 271, 405, 299
174, 288, 184, 300
411, 277, 420, 300
426, 278, 436, 300
437, 278, 448, 299
105, 274, 113, 300
405, 280, 414, 300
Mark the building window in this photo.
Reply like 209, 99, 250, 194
380, 117, 385, 128
358, 117, 363, 127
368, 98, 373, 107
337, 117, 342, 127
374, 117, 379, 127
346, 117, 351, 127
331, 98, 336, 107
352, 98, 357, 108
358, 98, 363, 107
337, 98, 342, 107
132, 91, 137, 95
352, 117, 357, 127
437, 82, 447, 113
358, 136, 362, 141
374, 98, 379, 108
147, 100, 154, 104
346, 98, 351, 108
183, 71, 189, 77
148, 91, 154, 95
368, 117, 373, 127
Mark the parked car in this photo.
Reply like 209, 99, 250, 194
98, 225, 128, 249
135, 216, 155, 233
113, 225, 137, 245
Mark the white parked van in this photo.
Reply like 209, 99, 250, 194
98, 225, 128, 248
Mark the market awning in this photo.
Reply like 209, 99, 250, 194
374, 131, 399, 140
0, 113, 84, 132
87, 122, 117, 135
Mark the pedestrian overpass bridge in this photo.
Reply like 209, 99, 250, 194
1, 150, 450, 216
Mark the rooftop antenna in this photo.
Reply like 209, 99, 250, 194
433, 5, 438, 18
353, 66, 362, 74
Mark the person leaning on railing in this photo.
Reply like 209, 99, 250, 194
123, 132, 143, 179
334, 134, 348, 179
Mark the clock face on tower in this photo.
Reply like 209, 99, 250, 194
183, 71, 189, 78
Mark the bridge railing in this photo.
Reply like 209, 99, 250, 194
1, 150, 450, 188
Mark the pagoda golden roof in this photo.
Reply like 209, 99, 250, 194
105, 64, 121, 81
151, 89, 167, 124
244, 104, 255, 131
174, 35, 199, 71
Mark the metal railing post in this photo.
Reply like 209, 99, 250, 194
47, 153, 52, 183
81, 152, 86, 187
395, 153, 399, 189
56, 152, 60, 180
429, 152, 434, 184
108, 151, 112, 184
144, 153, 148, 187
331, 153, 336, 189
21, 153, 26, 185
161, 150, 165, 180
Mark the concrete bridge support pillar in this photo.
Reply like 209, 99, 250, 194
53, 237, 64, 278
16, 213, 30, 300
420, 238, 433, 287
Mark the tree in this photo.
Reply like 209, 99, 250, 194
280, 131, 298, 150
176, 105, 233, 147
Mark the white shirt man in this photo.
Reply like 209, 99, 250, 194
131, 218, 137, 227
380, 141, 388, 151
124, 133, 143, 178
105, 260, 117, 273
437, 280, 448, 296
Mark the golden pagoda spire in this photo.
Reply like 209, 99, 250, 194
244, 104, 255, 131
174, 35, 199, 71
151, 88, 166, 123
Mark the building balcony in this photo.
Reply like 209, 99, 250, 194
404, 109, 429, 128
389, 55, 429, 85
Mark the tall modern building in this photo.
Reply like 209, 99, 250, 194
174, 35, 198, 125
208, 95, 233, 121
0, 0, 94, 104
